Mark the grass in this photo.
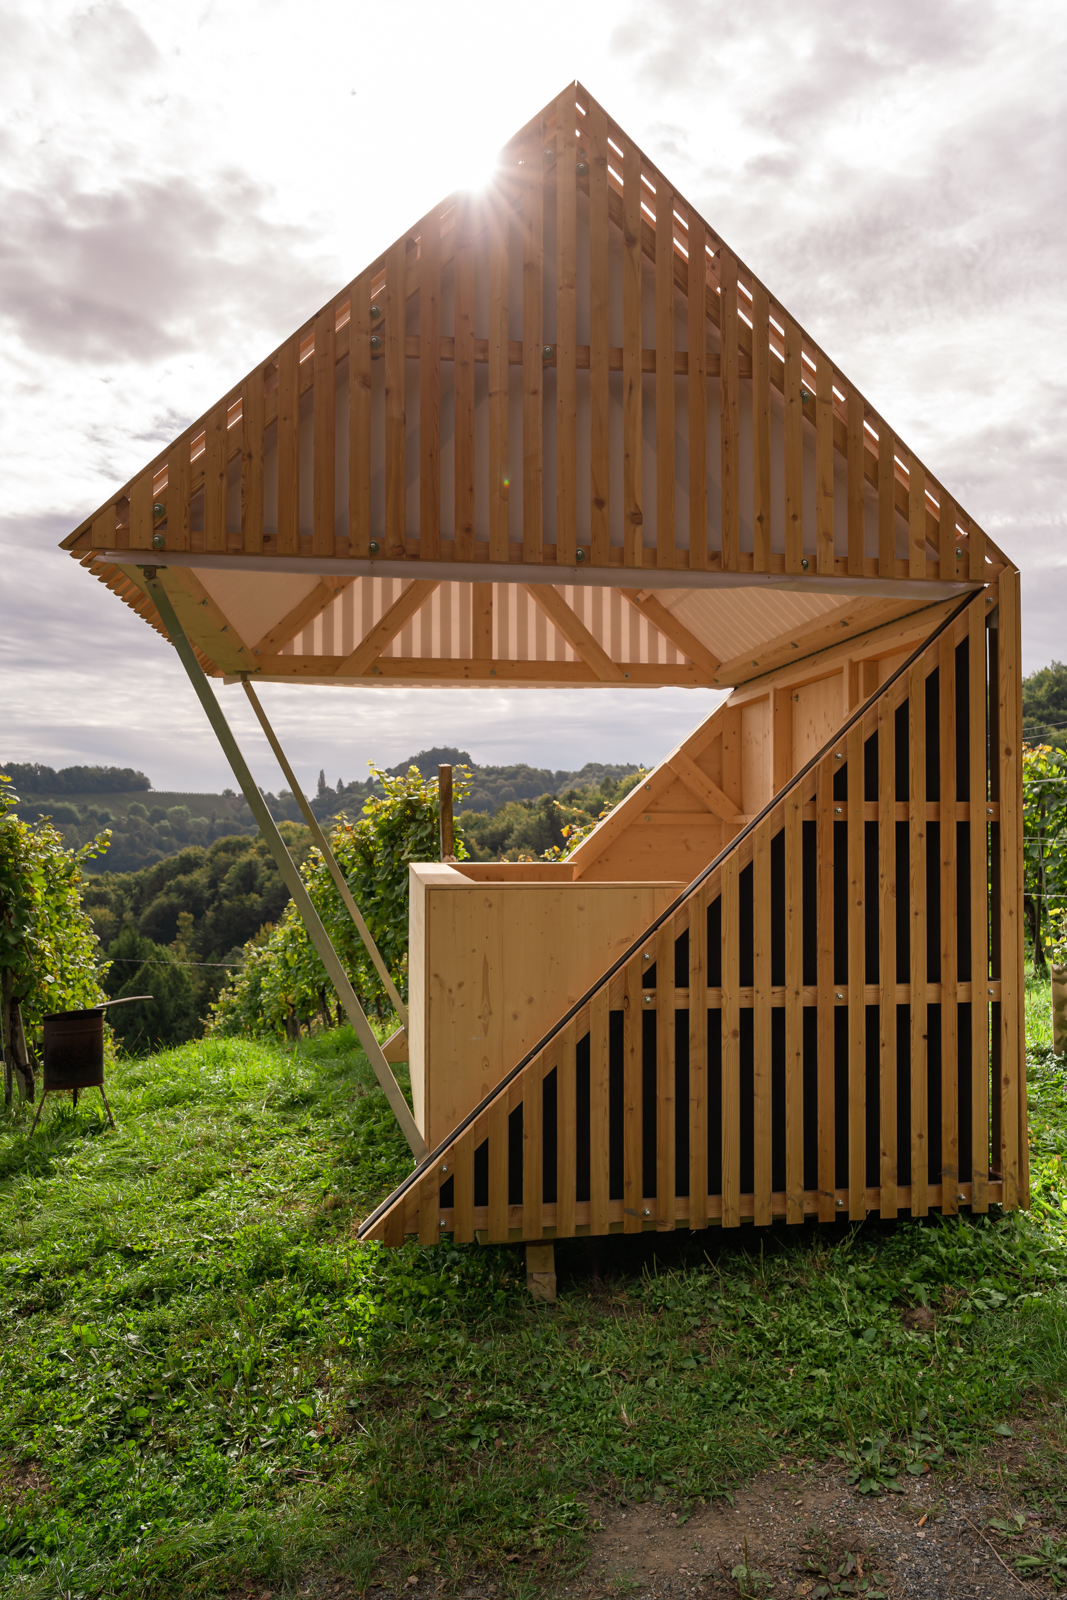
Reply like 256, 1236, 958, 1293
0, 990, 1066, 1599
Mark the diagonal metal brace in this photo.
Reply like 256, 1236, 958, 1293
240, 678, 409, 1029
144, 571, 427, 1160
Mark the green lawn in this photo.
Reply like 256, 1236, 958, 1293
2, 998, 1067, 1599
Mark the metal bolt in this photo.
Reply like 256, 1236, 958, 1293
645, 815, 650, 821
542, 344, 555, 360
152, 501, 165, 520
576, 161, 589, 176
957, 1193, 966, 1202
370, 304, 382, 320
575, 547, 586, 561
643, 952, 652, 960
986, 596, 993, 604
834, 752, 844, 760
956, 547, 963, 558
440, 1220, 447, 1229
253, 648, 260, 656
834, 806, 842, 815
370, 334, 382, 351
801, 557, 809, 569
543, 147, 555, 162
489, 668, 497, 676
988, 987, 994, 996
987, 807, 993, 815
644, 994, 652, 1003
577, 148, 586, 158
836, 992, 844, 1001
440, 1164, 449, 1174
200, 598, 209, 607
835, 1198, 845, 1208
643, 1208, 651, 1217
369, 540, 380, 554
800, 388, 811, 403
152, 533, 165, 549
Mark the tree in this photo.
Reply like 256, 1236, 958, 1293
102, 926, 200, 1052
1023, 660, 1067, 754
0, 774, 109, 1100
210, 766, 468, 1039
1022, 744, 1067, 973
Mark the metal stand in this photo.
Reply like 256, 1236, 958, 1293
31, 1084, 114, 1133
143, 571, 427, 1161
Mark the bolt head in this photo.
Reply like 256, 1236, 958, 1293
576, 161, 589, 176
152, 501, 165, 520
370, 304, 382, 320
643, 1208, 651, 1217
836, 1198, 845, 1208
440, 1165, 449, 1174
801, 557, 810, 569
152, 533, 165, 549
369, 540, 380, 554
834, 752, 844, 760
542, 344, 555, 360
543, 147, 555, 162
834, 806, 842, 815
370, 334, 382, 351
575, 547, 586, 561
956, 547, 963, 558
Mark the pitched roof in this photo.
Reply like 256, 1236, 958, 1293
60, 82, 1006, 686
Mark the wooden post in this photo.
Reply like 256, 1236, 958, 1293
438, 765, 455, 861
526, 1242, 556, 1303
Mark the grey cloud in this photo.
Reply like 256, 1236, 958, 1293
0, 166, 337, 365
69, 2, 161, 75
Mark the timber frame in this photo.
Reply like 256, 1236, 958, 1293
59, 82, 1026, 1244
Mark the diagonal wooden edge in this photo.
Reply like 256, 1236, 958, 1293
253, 576, 356, 655
524, 584, 624, 680
618, 589, 721, 678
335, 580, 440, 675
357, 584, 987, 1244
668, 751, 741, 822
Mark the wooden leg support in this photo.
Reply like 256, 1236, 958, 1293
526, 1242, 556, 1303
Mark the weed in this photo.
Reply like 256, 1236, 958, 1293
1015, 1532, 1067, 1589
797, 1531, 889, 1598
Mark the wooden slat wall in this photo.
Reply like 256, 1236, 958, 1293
361, 588, 1025, 1250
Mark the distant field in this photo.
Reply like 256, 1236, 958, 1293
19, 789, 248, 820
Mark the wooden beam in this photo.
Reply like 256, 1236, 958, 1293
251, 577, 355, 656
713, 597, 926, 688
264, 655, 711, 688
120, 565, 252, 674
668, 750, 741, 822
618, 588, 721, 678
334, 580, 439, 676
524, 584, 625, 681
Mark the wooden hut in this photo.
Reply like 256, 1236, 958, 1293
61, 84, 1027, 1270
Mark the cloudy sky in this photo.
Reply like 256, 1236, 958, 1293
2, 0, 1064, 794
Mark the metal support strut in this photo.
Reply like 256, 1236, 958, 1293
144, 571, 427, 1161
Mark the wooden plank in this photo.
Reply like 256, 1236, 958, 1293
655, 919, 676, 1228
997, 567, 1024, 1207
557, 1018, 578, 1239
878, 422, 895, 579
524, 583, 625, 680
939, 488, 957, 583
719, 249, 740, 571
939, 631, 959, 1214
847, 720, 866, 1219
846, 387, 865, 577
721, 855, 741, 1227
241, 366, 265, 554
487, 1093, 510, 1243
556, 90, 577, 566
752, 818, 772, 1225
452, 1129, 474, 1243
129, 470, 153, 551
588, 98, 611, 567
773, 689, 794, 798
91, 503, 116, 551
453, 195, 476, 560
311, 310, 336, 559
622, 133, 643, 567
969, 513, 987, 585
878, 691, 898, 1217
669, 751, 740, 822
909, 658, 929, 1216
277, 335, 301, 557
419, 209, 442, 560
816, 758, 836, 1221
488, 184, 510, 563
815, 353, 834, 575
908, 452, 927, 581
203, 401, 227, 554
335, 579, 439, 675
656, 178, 675, 568
522, 1061, 544, 1240
969, 599, 989, 1211
688, 884, 709, 1229
252, 576, 353, 655
522, 123, 544, 564
751, 282, 771, 573
166, 438, 190, 552
384, 239, 407, 560
589, 986, 611, 1235
472, 582, 493, 660
686, 212, 709, 570
784, 785, 804, 1222
418, 1165, 441, 1247
623, 957, 644, 1233
619, 589, 721, 679
348, 269, 373, 559
784, 316, 804, 574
